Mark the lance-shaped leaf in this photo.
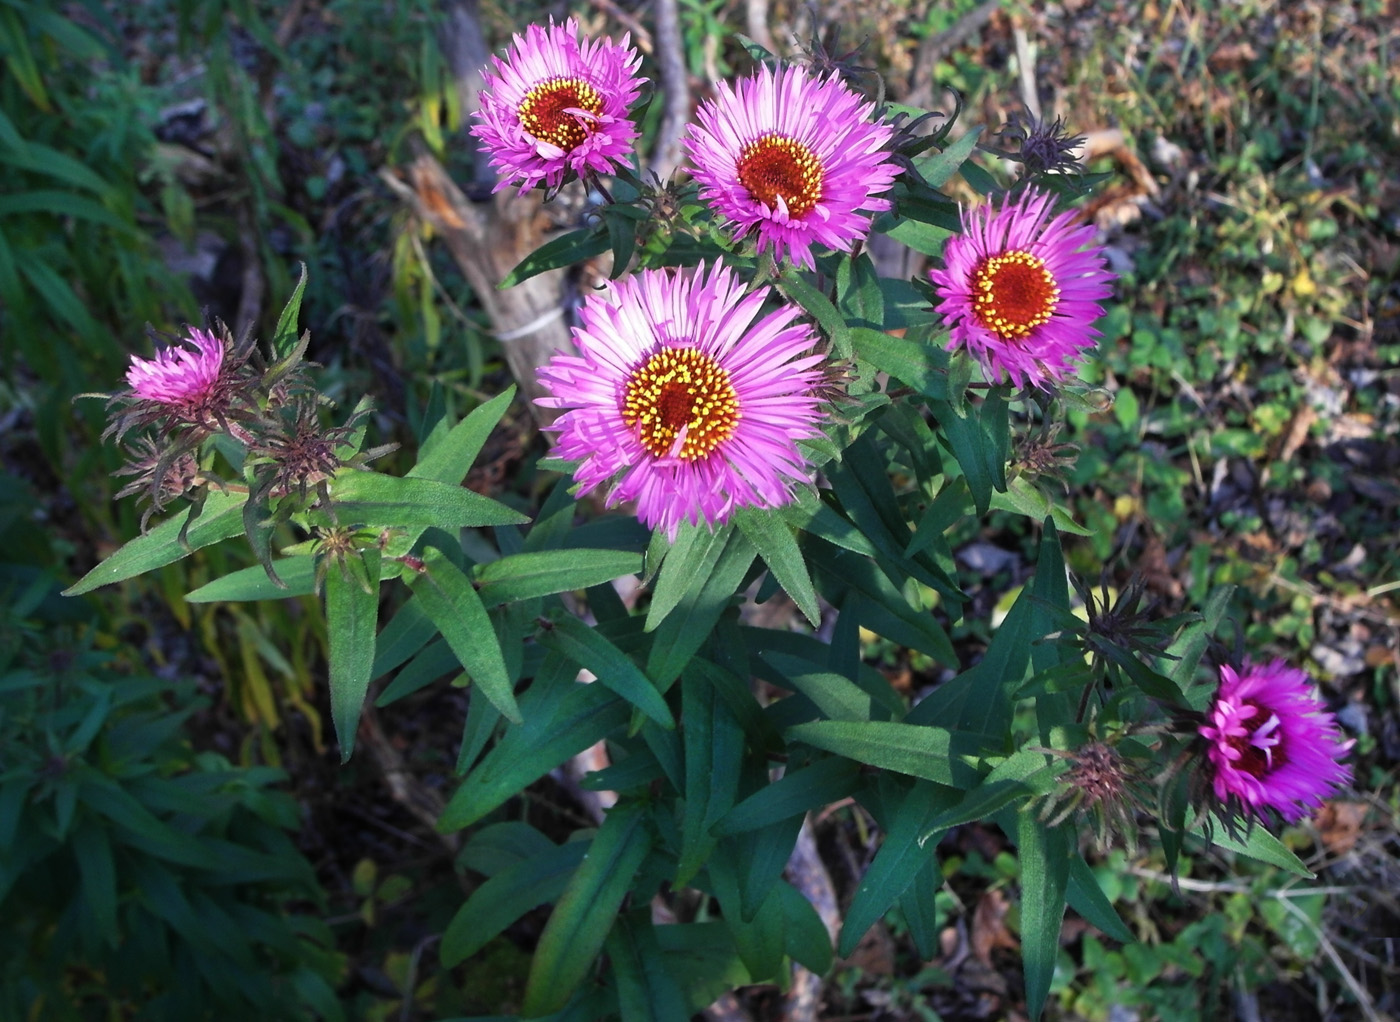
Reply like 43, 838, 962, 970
1201, 817, 1314, 878
645, 521, 731, 630
541, 615, 674, 729
475, 548, 643, 608
438, 676, 629, 831
441, 838, 589, 966
607, 912, 692, 1022
330, 471, 527, 529
185, 556, 317, 602
850, 326, 950, 401
787, 720, 980, 787
677, 669, 745, 887
64, 489, 248, 595
502, 226, 611, 288
734, 508, 820, 627
839, 782, 952, 957
407, 548, 520, 724
1015, 808, 1072, 1021
778, 269, 851, 357
931, 389, 1010, 515
326, 549, 382, 760
717, 757, 860, 835
270, 261, 308, 360
646, 529, 756, 686
523, 805, 653, 1016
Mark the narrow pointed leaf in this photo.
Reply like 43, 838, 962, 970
1016, 809, 1072, 1020
475, 549, 643, 607
523, 805, 652, 1016
330, 472, 528, 528
326, 550, 381, 759
735, 508, 820, 626
408, 548, 520, 723
541, 615, 674, 729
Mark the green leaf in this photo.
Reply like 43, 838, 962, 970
63, 490, 248, 596
734, 509, 820, 627
1201, 818, 1314, 878
677, 670, 745, 887
839, 782, 949, 957
326, 550, 381, 760
912, 126, 983, 188
1167, 583, 1236, 709
185, 556, 317, 602
761, 651, 876, 722
786, 721, 977, 786
850, 326, 949, 401
72, 818, 119, 948
1066, 855, 1134, 944
646, 523, 730, 631
438, 677, 629, 831
476, 549, 643, 607
646, 529, 755, 685
1016, 808, 1072, 1020
607, 912, 692, 1022
931, 390, 1010, 515
0, 190, 135, 234
523, 805, 653, 1016
778, 270, 851, 357
329, 471, 528, 529
989, 477, 1093, 536
411, 386, 517, 484
407, 548, 520, 724
777, 881, 833, 974
901, 854, 944, 960
271, 261, 308, 360
541, 615, 674, 729
716, 757, 860, 835
708, 859, 786, 982
441, 838, 589, 966
835, 251, 884, 330
502, 227, 610, 288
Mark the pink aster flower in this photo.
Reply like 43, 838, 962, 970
472, 18, 644, 195
125, 327, 225, 407
683, 64, 899, 270
1199, 660, 1353, 823
537, 262, 826, 540
929, 188, 1116, 389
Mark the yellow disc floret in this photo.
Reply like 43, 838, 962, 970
622, 347, 740, 461
736, 134, 824, 217
518, 76, 603, 153
971, 250, 1060, 339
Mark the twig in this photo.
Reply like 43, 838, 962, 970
1277, 895, 1383, 1022
649, 0, 691, 181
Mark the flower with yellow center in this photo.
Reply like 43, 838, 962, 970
537, 263, 827, 540
685, 64, 899, 270
929, 188, 1116, 389
472, 18, 644, 194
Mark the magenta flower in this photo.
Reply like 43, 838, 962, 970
537, 262, 826, 539
472, 18, 644, 195
683, 64, 899, 270
125, 327, 225, 408
1199, 660, 1352, 823
929, 188, 1115, 389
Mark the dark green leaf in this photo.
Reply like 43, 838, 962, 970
1066, 855, 1134, 944
441, 838, 589, 966
677, 671, 745, 886
607, 912, 692, 1022
64, 490, 248, 595
850, 326, 950, 401
646, 529, 755, 686
1202, 818, 1314, 878
523, 805, 652, 1016
185, 556, 316, 602
778, 271, 851, 357
476, 549, 643, 607
787, 721, 977, 786
734, 509, 820, 627
407, 548, 520, 723
777, 881, 834, 974
502, 227, 610, 289
271, 261, 308, 360
646, 523, 731, 631
541, 615, 674, 729
326, 549, 381, 760
1016, 808, 1072, 1020
438, 678, 628, 831
717, 757, 860, 835
330, 472, 528, 530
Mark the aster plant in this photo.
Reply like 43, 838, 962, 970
67, 21, 1357, 1022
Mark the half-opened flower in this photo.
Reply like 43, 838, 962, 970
537, 262, 825, 539
473, 18, 645, 194
684, 64, 898, 270
125, 327, 225, 409
1199, 660, 1352, 823
929, 188, 1115, 389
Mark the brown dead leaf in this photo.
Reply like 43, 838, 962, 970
1315, 801, 1368, 856
971, 889, 1018, 966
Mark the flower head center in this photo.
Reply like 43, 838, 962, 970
518, 76, 604, 153
736, 134, 823, 218
1226, 704, 1287, 778
622, 346, 739, 461
971, 249, 1060, 339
